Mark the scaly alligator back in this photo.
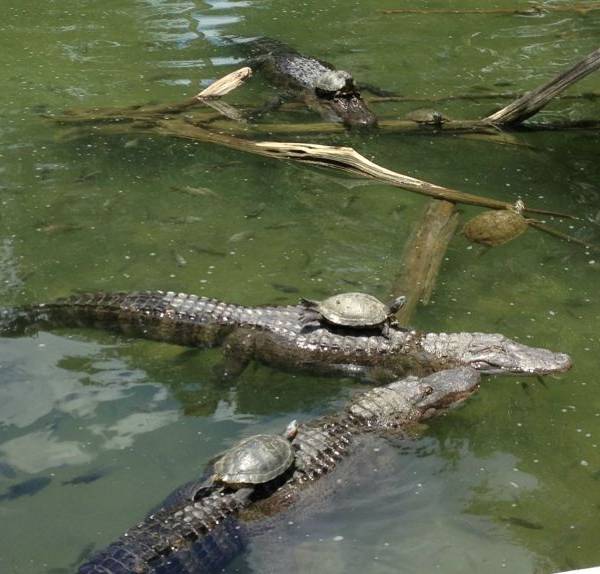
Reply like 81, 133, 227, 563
78, 369, 480, 573
0, 291, 572, 377
78, 487, 251, 574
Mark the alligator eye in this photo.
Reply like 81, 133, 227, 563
424, 386, 433, 395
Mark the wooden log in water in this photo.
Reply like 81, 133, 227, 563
392, 200, 458, 326
485, 48, 600, 125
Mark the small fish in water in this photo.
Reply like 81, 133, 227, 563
501, 516, 544, 530
0, 461, 16, 478
191, 245, 227, 257
245, 203, 266, 219
228, 231, 254, 243
171, 185, 218, 198
265, 221, 299, 230
36, 223, 82, 235
172, 251, 187, 267
75, 170, 101, 183
62, 468, 109, 486
0, 476, 52, 501
271, 283, 300, 294
166, 215, 203, 225
124, 139, 139, 149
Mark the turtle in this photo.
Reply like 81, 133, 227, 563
299, 292, 406, 336
463, 200, 528, 247
211, 421, 298, 490
315, 70, 355, 96
405, 108, 447, 126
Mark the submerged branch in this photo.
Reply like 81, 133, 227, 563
393, 200, 458, 326
485, 48, 600, 125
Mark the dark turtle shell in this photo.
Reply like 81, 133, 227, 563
214, 434, 294, 485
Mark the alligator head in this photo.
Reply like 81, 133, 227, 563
419, 332, 572, 375
314, 70, 377, 128
349, 367, 480, 427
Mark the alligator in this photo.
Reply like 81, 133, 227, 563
77, 367, 481, 573
240, 37, 378, 128
0, 291, 572, 379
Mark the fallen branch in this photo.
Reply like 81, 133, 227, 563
392, 200, 458, 326
383, 3, 600, 15
57, 116, 572, 216
485, 48, 600, 125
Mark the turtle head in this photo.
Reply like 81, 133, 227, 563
388, 295, 407, 314
314, 70, 355, 96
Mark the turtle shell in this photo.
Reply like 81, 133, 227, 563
315, 70, 353, 93
463, 209, 528, 246
315, 292, 390, 327
406, 109, 446, 124
214, 434, 294, 485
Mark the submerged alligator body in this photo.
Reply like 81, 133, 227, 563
78, 367, 481, 573
241, 37, 378, 127
1, 291, 572, 378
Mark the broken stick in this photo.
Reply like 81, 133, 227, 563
485, 47, 600, 125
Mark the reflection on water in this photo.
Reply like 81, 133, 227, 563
0, 0, 599, 572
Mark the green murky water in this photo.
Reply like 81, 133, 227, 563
0, 1, 599, 572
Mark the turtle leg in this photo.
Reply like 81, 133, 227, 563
298, 307, 323, 332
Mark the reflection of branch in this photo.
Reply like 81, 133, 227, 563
383, 3, 600, 15
485, 48, 600, 125
393, 200, 458, 326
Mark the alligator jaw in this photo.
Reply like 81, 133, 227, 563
461, 333, 572, 375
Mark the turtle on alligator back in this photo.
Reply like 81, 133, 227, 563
300, 292, 406, 337
239, 37, 378, 128
0, 290, 572, 378
77, 367, 481, 573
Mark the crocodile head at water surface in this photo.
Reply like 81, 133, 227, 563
417, 331, 572, 375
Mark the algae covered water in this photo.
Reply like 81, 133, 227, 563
0, 1, 599, 572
